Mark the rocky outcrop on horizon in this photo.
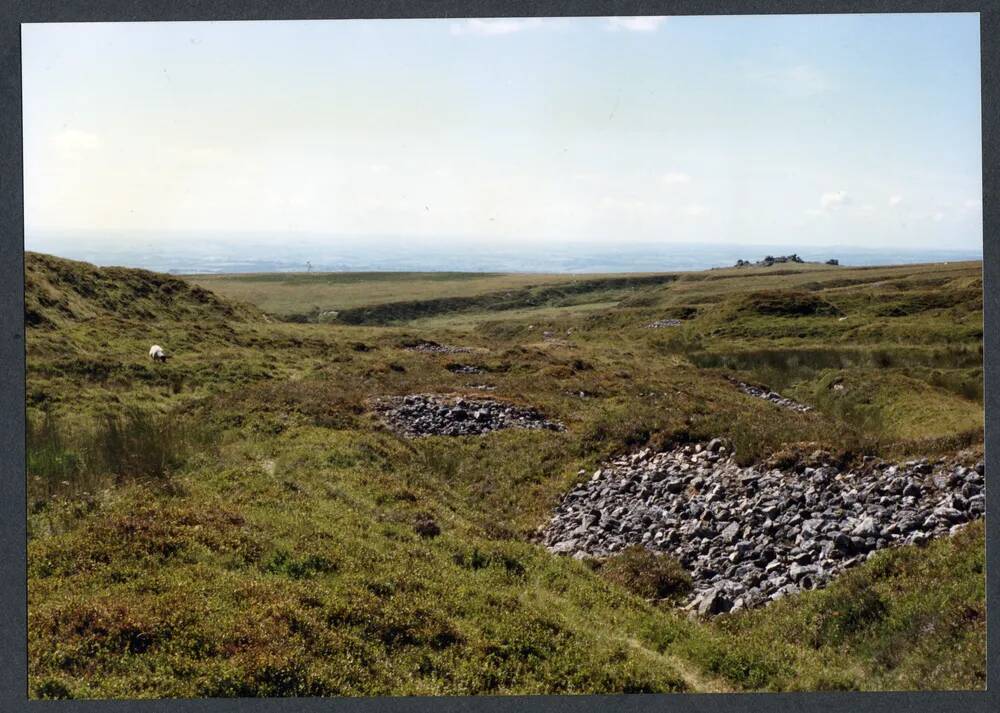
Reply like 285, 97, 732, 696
733, 254, 839, 268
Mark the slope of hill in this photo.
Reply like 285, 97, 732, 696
25, 254, 986, 698
25, 251, 264, 328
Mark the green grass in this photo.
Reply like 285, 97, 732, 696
25, 253, 985, 697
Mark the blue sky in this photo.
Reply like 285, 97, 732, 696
22, 14, 983, 252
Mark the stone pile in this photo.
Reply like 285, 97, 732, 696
647, 319, 684, 328
735, 381, 813, 413
541, 440, 984, 615
446, 363, 483, 374
375, 394, 564, 437
404, 341, 476, 355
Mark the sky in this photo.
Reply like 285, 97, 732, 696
22, 14, 984, 254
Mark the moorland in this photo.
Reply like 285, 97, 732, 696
25, 252, 985, 697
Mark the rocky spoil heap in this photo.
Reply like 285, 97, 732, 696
446, 363, 483, 374
404, 341, 476, 355
735, 381, 812, 413
541, 440, 984, 615
646, 319, 684, 329
376, 394, 565, 437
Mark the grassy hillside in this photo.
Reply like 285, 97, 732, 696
26, 254, 985, 698
26, 252, 263, 328
189, 271, 627, 321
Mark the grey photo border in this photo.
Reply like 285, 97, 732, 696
0, 0, 995, 710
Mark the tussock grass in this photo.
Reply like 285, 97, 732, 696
27, 408, 217, 534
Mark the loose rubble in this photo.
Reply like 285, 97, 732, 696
375, 394, 564, 437
646, 319, 684, 328
734, 380, 812, 413
541, 440, 984, 615
404, 341, 476, 354
446, 363, 483, 374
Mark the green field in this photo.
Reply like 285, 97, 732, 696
25, 252, 985, 697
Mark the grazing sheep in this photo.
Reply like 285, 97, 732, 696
149, 344, 169, 363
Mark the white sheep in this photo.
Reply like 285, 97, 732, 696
149, 344, 169, 363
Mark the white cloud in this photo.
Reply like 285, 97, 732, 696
605, 16, 668, 32
888, 195, 903, 207
932, 211, 946, 222
964, 198, 982, 210
449, 18, 550, 36
820, 191, 850, 210
660, 172, 692, 186
50, 129, 100, 152
686, 203, 707, 217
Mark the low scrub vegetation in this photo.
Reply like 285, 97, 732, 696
27, 407, 216, 528
595, 546, 693, 602
25, 253, 985, 696
730, 290, 841, 317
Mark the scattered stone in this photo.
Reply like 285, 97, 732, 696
646, 319, 683, 329
404, 340, 477, 354
374, 394, 564, 437
731, 379, 812, 413
541, 441, 983, 614
696, 588, 732, 616
721, 522, 740, 543
446, 363, 483, 374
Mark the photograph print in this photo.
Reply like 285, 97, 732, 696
22, 11, 986, 699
